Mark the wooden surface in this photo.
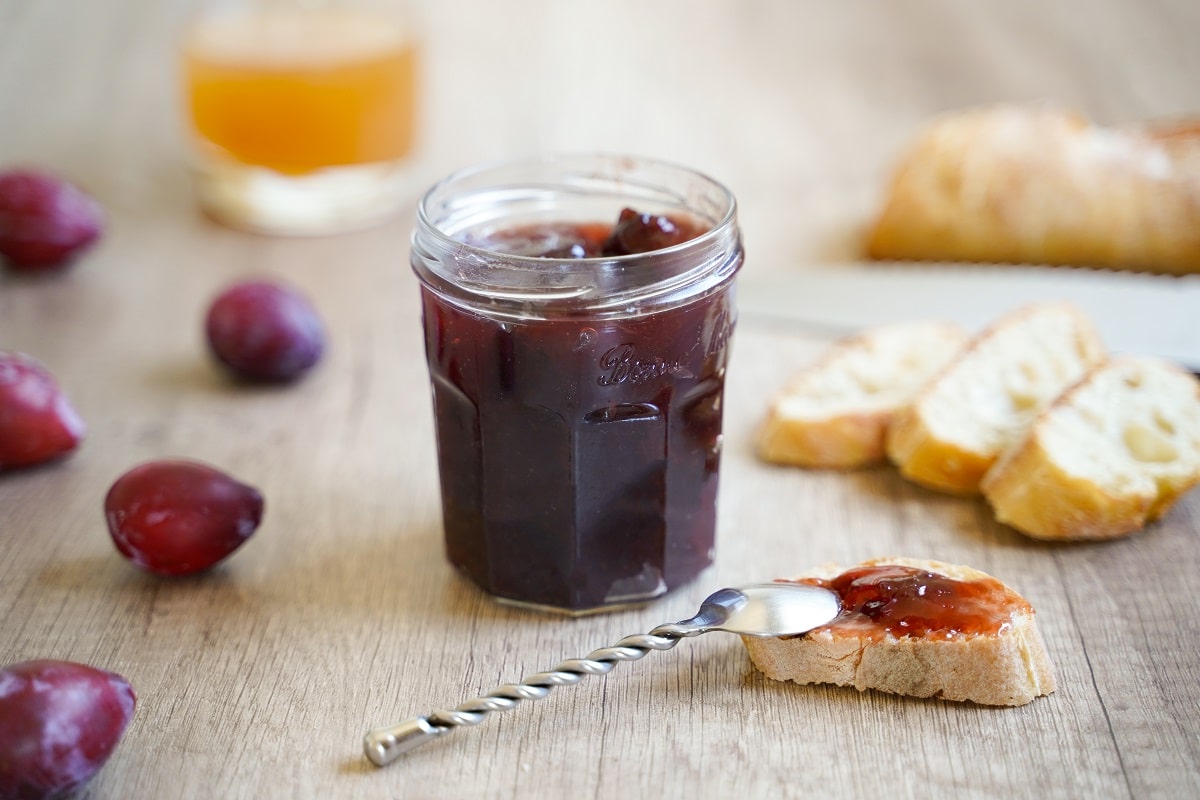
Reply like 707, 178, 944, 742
2, 1, 1199, 798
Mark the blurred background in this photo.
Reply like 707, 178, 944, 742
3, 0, 1196, 269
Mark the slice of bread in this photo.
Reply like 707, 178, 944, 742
743, 557, 1056, 706
758, 321, 969, 468
885, 303, 1106, 495
982, 357, 1200, 540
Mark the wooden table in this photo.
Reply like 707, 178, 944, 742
3, 1, 1199, 797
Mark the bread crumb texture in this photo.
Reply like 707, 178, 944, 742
886, 303, 1105, 494
982, 357, 1200, 539
758, 321, 967, 468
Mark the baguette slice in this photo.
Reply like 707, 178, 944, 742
866, 105, 1200, 274
758, 321, 969, 468
886, 303, 1106, 495
743, 558, 1056, 706
982, 357, 1200, 540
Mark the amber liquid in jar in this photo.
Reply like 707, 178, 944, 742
184, 7, 417, 174
181, 3, 418, 234
422, 212, 736, 611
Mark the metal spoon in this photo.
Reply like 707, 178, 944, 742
363, 582, 841, 767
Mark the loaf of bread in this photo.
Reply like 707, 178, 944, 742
982, 357, 1200, 540
743, 558, 1056, 706
886, 303, 1106, 495
866, 105, 1200, 274
757, 321, 968, 468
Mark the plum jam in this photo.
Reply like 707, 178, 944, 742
411, 155, 742, 612
796, 564, 1033, 639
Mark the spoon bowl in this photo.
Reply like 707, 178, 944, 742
652, 582, 842, 638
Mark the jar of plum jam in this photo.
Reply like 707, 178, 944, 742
411, 154, 743, 613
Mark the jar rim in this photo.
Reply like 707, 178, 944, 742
415, 152, 737, 265
411, 153, 742, 320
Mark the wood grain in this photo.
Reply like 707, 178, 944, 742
2, 1, 1199, 798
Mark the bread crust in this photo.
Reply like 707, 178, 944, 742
758, 408, 892, 469
742, 558, 1056, 707
982, 357, 1200, 540
758, 321, 967, 469
885, 303, 1106, 495
885, 413, 994, 495
866, 105, 1200, 274
982, 439, 1154, 540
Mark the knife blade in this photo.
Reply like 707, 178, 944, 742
739, 263, 1200, 370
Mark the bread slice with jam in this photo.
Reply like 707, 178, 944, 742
742, 557, 1056, 706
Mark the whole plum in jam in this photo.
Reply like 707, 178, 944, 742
601, 208, 705, 256
464, 209, 707, 260
423, 207, 736, 611
800, 564, 1034, 639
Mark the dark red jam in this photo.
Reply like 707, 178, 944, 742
463, 209, 708, 259
797, 564, 1032, 639
422, 210, 735, 611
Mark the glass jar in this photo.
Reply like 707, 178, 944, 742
181, 0, 418, 234
411, 154, 743, 613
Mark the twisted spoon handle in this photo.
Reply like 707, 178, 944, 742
364, 629, 683, 766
